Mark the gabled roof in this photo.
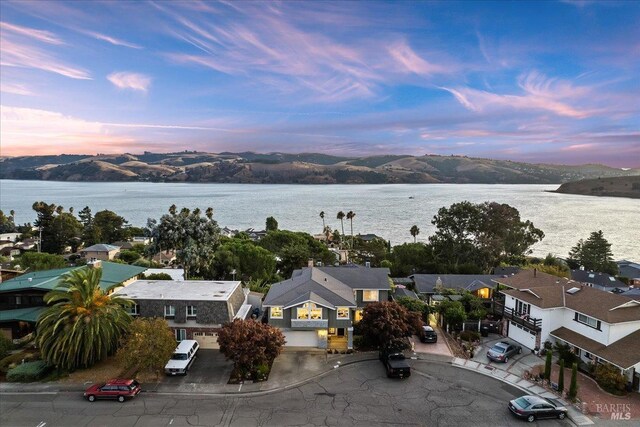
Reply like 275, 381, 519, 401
0, 262, 146, 294
410, 274, 499, 294
494, 269, 573, 290
551, 327, 640, 370
0, 306, 46, 323
623, 288, 640, 297
81, 244, 120, 252
283, 291, 337, 310
264, 266, 390, 308
502, 281, 640, 323
571, 270, 626, 289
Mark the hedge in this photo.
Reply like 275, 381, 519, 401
6, 360, 50, 382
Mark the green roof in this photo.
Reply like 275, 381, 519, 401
0, 262, 146, 294
0, 306, 46, 323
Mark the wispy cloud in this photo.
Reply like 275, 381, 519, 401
0, 82, 33, 96
81, 30, 142, 49
443, 71, 594, 118
107, 72, 152, 92
0, 21, 90, 79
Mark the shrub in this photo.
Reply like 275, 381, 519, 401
254, 363, 270, 381
593, 363, 627, 395
0, 351, 39, 373
554, 342, 580, 365
568, 363, 578, 400
6, 360, 50, 382
459, 331, 480, 343
0, 335, 13, 359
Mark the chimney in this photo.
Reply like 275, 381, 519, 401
308, 259, 314, 268
534, 268, 537, 278
88, 259, 102, 269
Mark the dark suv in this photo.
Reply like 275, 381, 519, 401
419, 325, 438, 343
84, 379, 141, 402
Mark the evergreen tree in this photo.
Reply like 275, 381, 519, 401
558, 359, 565, 394
265, 216, 278, 231
568, 363, 578, 400
544, 351, 553, 381
568, 230, 617, 275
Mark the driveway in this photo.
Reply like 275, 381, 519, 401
474, 334, 543, 377
409, 325, 453, 357
266, 350, 329, 389
160, 349, 233, 389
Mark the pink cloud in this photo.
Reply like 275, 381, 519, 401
0, 21, 64, 45
107, 71, 152, 92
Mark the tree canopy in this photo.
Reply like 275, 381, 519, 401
32, 202, 83, 254
567, 230, 617, 275
211, 238, 277, 282
117, 318, 176, 378
13, 252, 66, 271
358, 301, 417, 351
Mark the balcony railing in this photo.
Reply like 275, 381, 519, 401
291, 319, 328, 328
492, 301, 542, 331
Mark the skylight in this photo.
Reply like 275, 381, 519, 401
566, 287, 581, 294
609, 277, 615, 281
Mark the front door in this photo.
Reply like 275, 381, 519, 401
337, 328, 345, 336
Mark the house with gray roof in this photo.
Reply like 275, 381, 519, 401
263, 265, 391, 350
570, 269, 628, 293
410, 274, 499, 302
618, 260, 640, 286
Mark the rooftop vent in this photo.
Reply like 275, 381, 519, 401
566, 287, 581, 294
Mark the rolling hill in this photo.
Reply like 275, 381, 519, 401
554, 175, 640, 199
1, 152, 638, 184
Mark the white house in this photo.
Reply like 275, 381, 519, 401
495, 270, 640, 392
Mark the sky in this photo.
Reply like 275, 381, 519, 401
1, 1, 639, 167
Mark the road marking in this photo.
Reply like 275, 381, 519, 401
169, 419, 173, 425
238, 383, 242, 392
36, 422, 46, 427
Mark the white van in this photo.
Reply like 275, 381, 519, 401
164, 340, 199, 375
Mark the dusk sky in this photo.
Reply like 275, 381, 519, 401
1, 1, 639, 167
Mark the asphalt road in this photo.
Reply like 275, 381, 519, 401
1, 360, 571, 427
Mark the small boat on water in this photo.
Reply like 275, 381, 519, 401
409, 196, 415, 199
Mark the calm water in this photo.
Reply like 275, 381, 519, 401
1, 180, 638, 260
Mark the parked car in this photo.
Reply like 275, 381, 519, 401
419, 325, 438, 343
379, 350, 411, 378
84, 379, 141, 402
165, 339, 199, 375
508, 395, 567, 422
487, 341, 522, 363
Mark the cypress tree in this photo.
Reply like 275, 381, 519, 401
558, 359, 565, 395
545, 351, 553, 381
568, 363, 578, 400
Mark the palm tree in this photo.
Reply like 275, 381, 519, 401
346, 211, 355, 248
37, 267, 132, 370
323, 225, 332, 243
319, 211, 325, 231
336, 211, 345, 243
410, 225, 420, 243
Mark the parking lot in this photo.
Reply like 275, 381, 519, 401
161, 349, 233, 389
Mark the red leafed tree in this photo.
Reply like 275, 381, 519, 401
217, 319, 286, 375
359, 301, 415, 351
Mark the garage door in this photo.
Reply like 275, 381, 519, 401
283, 330, 318, 347
193, 331, 219, 349
508, 321, 536, 350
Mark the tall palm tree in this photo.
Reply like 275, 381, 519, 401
319, 211, 325, 231
323, 225, 332, 243
37, 267, 132, 370
346, 211, 355, 248
336, 211, 345, 242
410, 225, 420, 243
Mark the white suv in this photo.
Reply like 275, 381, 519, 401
164, 340, 199, 375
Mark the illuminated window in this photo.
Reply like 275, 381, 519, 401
362, 290, 378, 302
297, 303, 323, 320
354, 309, 364, 323
477, 288, 489, 299
337, 307, 350, 319
270, 306, 283, 319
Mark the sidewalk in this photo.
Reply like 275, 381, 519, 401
452, 357, 594, 426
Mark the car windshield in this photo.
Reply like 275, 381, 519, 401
491, 345, 507, 354
514, 397, 530, 409
171, 353, 188, 360
389, 354, 405, 360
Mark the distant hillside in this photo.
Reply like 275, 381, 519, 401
554, 175, 640, 199
1, 151, 638, 184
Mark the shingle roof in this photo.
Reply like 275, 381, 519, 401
571, 270, 626, 289
411, 274, 498, 294
494, 269, 573, 290
81, 244, 120, 252
551, 327, 640, 369
501, 276, 640, 323
623, 288, 640, 297
0, 262, 145, 293
0, 306, 46, 323
317, 265, 391, 290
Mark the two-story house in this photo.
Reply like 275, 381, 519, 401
80, 243, 121, 261
495, 270, 640, 392
112, 280, 248, 348
0, 260, 145, 339
262, 265, 391, 350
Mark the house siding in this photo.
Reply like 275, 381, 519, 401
137, 299, 233, 325
355, 289, 388, 306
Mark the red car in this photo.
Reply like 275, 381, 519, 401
84, 379, 141, 402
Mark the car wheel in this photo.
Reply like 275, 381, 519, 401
88, 395, 95, 402
518, 347, 522, 354
118, 395, 125, 403
558, 412, 566, 420
527, 414, 535, 423
504, 357, 509, 363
